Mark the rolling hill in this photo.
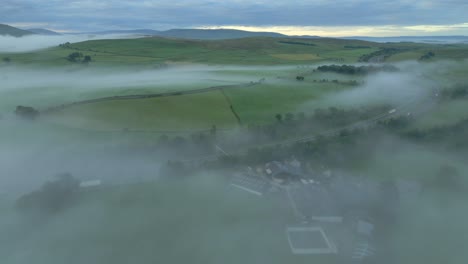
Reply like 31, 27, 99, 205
0, 24, 35, 37
85, 28, 286, 40
158, 28, 286, 40
27, 28, 61, 35
1, 34, 468, 67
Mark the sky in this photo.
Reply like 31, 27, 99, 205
1, 0, 468, 36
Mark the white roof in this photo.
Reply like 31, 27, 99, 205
79, 180, 102, 188
286, 226, 337, 255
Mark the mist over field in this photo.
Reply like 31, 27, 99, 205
0, 34, 142, 52
1, 0, 467, 261
1, 46, 467, 264
312, 60, 468, 108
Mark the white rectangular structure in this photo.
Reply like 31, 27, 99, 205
286, 226, 337, 254
79, 180, 102, 188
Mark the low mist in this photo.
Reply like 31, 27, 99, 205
0, 34, 142, 53
1, 58, 467, 264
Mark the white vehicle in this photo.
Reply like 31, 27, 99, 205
388, 109, 397, 114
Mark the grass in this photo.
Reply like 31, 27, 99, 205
41, 81, 347, 131
270, 53, 322, 61
43, 90, 238, 131
3, 36, 466, 67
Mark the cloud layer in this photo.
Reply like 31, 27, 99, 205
1, 0, 467, 35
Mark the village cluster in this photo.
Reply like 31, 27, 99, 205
230, 158, 422, 263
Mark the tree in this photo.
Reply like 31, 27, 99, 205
15, 105, 39, 120
16, 173, 80, 213
67, 52, 83, 62
275, 113, 283, 123
83, 55, 92, 64
2, 57, 11, 63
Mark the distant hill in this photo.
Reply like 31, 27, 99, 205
0, 24, 35, 37
343, 36, 468, 44
28, 28, 61, 35
158, 29, 286, 40
86, 29, 161, 35
83, 28, 286, 40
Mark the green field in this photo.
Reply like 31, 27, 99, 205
225, 82, 350, 124
44, 90, 238, 131
3, 36, 467, 67
2, 36, 468, 134
38, 79, 355, 131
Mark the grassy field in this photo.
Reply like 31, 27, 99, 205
225, 81, 351, 124
43, 90, 238, 131
1, 36, 467, 134
3, 36, 467, 67
38, 78, 355, 131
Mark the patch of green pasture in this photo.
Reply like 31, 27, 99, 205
43, 90, 238, 131
225, 81, 352, 124
0, 37, 394, 66
0, 81, 218, 114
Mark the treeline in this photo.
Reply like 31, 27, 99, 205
440, 84, 468, 100
344, 45, 371, 49
153, 106, 390, 159
316, 64, 398, 75
154, 126, 218, 157
358, 48, 404, 62
419, 51, 435, 61
405, 118, 468, 150
67, 52, 92, 64
278, 41, 316, 46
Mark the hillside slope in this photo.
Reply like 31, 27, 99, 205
0, 24, 35, 37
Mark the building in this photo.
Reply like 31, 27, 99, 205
286, 226, 337, 254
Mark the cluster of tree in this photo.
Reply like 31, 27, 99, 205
278, 41, 316, 46
154, 126, 218, 157
419, 51, 435, 61
16, 173, 80, 214
58, 42, 71, 47
377, 115, 413, 131
207, 126, 378, 171
2, 57, 11, 63
312, 79, 359, 85
67, 52, 92, 64
358, 48, 403, 62
440, 84, 468, 100
15, 105, 39, 120
317, 64, 398, 75
344, 45, 371, 49
240, 106, 389, 149
405, 118, 468, 150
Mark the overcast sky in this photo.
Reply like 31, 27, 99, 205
1, 0, 468, 36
